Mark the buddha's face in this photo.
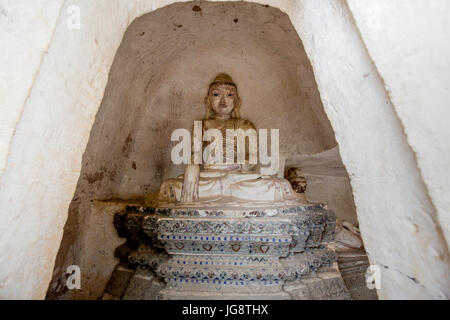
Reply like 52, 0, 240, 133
208, 83, 237, 119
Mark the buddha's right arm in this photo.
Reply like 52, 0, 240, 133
181, 164, 200, 203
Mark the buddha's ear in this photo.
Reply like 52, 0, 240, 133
204, 95, 212, 119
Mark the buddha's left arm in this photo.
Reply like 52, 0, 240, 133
240, 119, 258, 169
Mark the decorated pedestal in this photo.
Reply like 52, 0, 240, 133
112, 202, 350, 299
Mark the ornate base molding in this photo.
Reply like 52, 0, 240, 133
110, 202, 350, 300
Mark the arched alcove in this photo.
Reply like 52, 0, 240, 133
1, 0, 448, 300
46, 2, 360, 299
78, 1, 337, 201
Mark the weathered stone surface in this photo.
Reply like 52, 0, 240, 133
122, 269, 165, 300
47, 201, 127, 300
302, 275, 350, 300
337, 250, 378, 300
283, 264, 351, 300
101, 293, 119, 300
102, 266, 133, 299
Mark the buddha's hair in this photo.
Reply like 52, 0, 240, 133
205, 82, 241, 119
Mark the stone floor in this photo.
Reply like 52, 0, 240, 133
102, 266, 164, 300
337, 249, 378, 300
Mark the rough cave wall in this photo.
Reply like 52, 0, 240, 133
1, 0, 449, 299
47, 2, 338, 299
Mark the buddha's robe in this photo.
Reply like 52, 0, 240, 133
158, 118, 298, 203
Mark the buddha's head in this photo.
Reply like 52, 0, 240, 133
205, 73, 240, 120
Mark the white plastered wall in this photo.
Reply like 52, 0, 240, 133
0, 0, 449, 299
347, 0, 450, 249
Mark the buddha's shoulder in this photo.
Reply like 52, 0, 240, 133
202, 118, 255, 126
202, 118, 256, 130
236, 118, 256, 129
202, 119, 221, 129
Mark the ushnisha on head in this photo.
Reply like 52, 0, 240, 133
205, 73, 241, 120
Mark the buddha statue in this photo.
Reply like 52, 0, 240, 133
112, 74, 344, 301
155, 73, 305, 206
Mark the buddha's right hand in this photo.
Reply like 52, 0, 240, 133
181, 164, 200, 203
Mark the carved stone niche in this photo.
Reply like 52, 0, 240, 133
107, 202, 351, 300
